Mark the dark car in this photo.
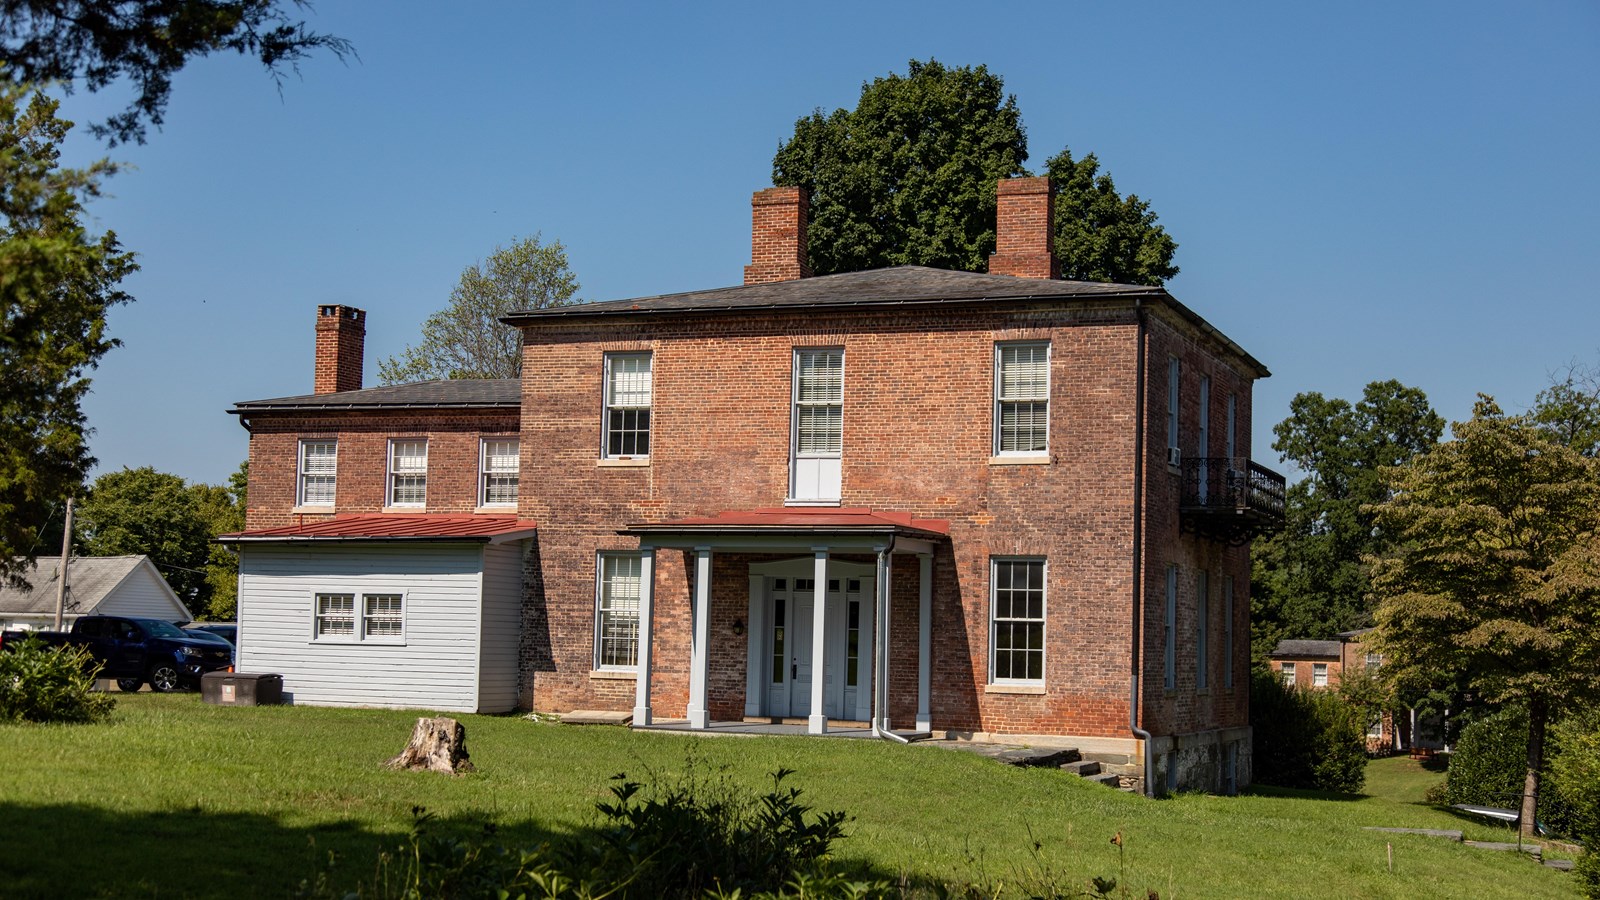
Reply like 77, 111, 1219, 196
180, 628, 235, 666
185, 622, 238, 649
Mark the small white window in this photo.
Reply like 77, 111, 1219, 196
790, 348, 843, 501
1223, 576, 1235, 689
1196, 570, 1209, 691
1368, 715, 1385, 739
604, 353, 652, 458
995, 342, 1049, 455
315, 593, 355, 639
1280, 662, 1296, 686
1313, 663, 1329, 687
1167, 358, 1181, 461
1164, 564, 1177, 690
388, 440, 428, 507
596, 554, 642, 669
480, 438, 519, 506
364, 594, 404, 640
297, 440, 337, 506
1365, 652, 1382, 669
991, 558, 1045, 684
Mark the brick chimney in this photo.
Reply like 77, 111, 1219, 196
988, 176, 1058, 280
314, 305, 365, 394
744, 186, 812, 285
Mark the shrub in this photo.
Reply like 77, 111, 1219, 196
1250, 668, 1366, 792
0, 634, 115, 724
1549, 714, 1600, 898
1446, 705, 1589, 838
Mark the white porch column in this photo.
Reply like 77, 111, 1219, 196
687, 546, 712, 730
916, 553, 933, 733
632, 548, 657, 726
744, 573, 765, 717
809, 548, 829, 734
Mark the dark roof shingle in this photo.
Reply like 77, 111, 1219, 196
1270, 639, 1343, 660
231, 379, 519, 413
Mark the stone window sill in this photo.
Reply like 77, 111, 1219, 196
597, 458, 650, 467
985, 683, 1046, 695
475, 505, 517, 514
989, 455, 1050, 466
382, 506, 427, 514
784, 499, 842, 507
590, 669, 637, 680
291, 505, 335, 515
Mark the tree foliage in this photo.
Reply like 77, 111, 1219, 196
0, 0, 353, 145
1532, 359, 1600, 457
1249, 668, 1368, 793
1369, 397, 1600, 834
1250, 381, 1443, 658
772, 59, 1178, 284
189, 460, 245, 620
379, 234, 580, 384
0, 84, 136, 586
78, 466, 212, 611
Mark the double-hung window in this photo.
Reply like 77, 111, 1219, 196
995, 342, 1049, 455
480, 438, 519, 506
1313, 663, 1329, 687
1167, 358, 1181, 466
603, 353, 652, 458
990, 558, 1045, 684
1223, 575, 1235, 689
1196, 569, 1210, 690
387, 440, 428, 507
297, 440, 337, 507
314, 591, 405, 642
1280, 662, 1296, 686
790, 348, 843, 501
1164, 564, 1178, 690
596, 554, 642, 669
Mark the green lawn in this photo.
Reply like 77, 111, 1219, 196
0, 695, 1578, 898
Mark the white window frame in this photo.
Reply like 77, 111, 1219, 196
989, 557, 1047, 686
994, 341, 1051, 456
1281, 662, 1296, 686
297, 439, 337, 507
1164, 564, 1177, 691
387, 439, 428, 507
1223, 575, 1235, 690
311, 590, 406, 644
595, 553, 643, 671
789, 347, 844, 502
1313, 662, 1329, 687
478, 437, 520, 507
1365, 652, 1382, 670
1196, 569, 1209, 691
1167, 358, 1181, 462
602, 352, 652, 459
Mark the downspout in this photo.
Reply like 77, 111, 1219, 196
872, 536, 910, 743
1130, 300, 1154, 796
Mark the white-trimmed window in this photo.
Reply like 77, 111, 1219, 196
1368, 715, 1385, 740
1223, 575, 1235, 689
604, 353, 652, 458
995, 342, 1049, 455
1167, 357, 1181, 464
1164, 564, 1178, 690
1280, 662, 1296, 686
315, 593, 355, 638
596, 554, 642, 669
1366, 652, 1382, 669
313, 591, 405, 643
297, 440, 337, 506
387, 440, 428, 507
1313, 663, 1329, 687
790, 348, 843, 501
479, 438, 519, 506
1196, 569, 1210, 690
991, 558, 1045, 684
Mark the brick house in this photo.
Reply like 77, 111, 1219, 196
224, 176, 1285, 794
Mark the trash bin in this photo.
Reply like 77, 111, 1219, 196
201, 671, 283, 706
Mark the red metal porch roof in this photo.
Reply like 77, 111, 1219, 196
624, 507, 950, 536
219, 514, 537, 542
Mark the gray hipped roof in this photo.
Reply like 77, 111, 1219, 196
1, 556, 145, 616
1269, 639, 1343, 660
231, 378, 520, 414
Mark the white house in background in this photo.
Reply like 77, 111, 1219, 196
0, 555, 192, 631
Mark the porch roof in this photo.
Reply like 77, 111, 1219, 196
218, 514, 538, 544
621, 507, 949, 553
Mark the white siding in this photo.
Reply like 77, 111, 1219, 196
97, 563, 191, 621
476, 540, 524, 712
237, 543, 489, 712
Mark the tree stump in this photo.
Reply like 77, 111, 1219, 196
386, 716, 475, 774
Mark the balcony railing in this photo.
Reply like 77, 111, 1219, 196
1178, 458, 1287, 544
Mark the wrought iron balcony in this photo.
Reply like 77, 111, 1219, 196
1178, 458, 1287, 545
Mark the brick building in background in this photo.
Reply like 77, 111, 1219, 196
223, 175, 1285, 794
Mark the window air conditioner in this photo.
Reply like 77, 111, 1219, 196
1167, 446, 1182, 467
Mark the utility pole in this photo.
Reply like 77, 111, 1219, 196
53, 496, 74, 631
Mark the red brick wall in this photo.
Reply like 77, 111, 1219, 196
242, 408, 520, 528
517, 300, 1261, 739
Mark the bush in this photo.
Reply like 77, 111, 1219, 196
1445, 705, 1590, 838
1250, 669, 1366, 792
1549, 714, 1600, 898
0, 635, 115, 724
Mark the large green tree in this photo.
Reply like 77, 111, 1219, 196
1369, 398, 1600, 836
1250, 380, 1443, 660
379, 234, 580, 383
189, 461, 245, 620
772, 59, 1178, 284
0, 85, 136, 586
1, 0, 352, 145
78, 466, 212, 611
1532, 359, 1600, 458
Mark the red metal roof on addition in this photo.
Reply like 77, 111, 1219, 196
221, 514, 537, 542
627, 507, 950, 536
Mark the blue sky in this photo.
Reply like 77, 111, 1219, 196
50, 0, 1600, 486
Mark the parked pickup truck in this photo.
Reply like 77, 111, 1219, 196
0, 615, 234, 692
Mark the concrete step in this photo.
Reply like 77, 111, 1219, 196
1080, 772, 1123, 788
996, 747, 1081, 768
1060, 759, 1102, 777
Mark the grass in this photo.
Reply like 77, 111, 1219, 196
0, 694, 1580, 898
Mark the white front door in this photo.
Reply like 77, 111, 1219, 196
764, 574, 872, 721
